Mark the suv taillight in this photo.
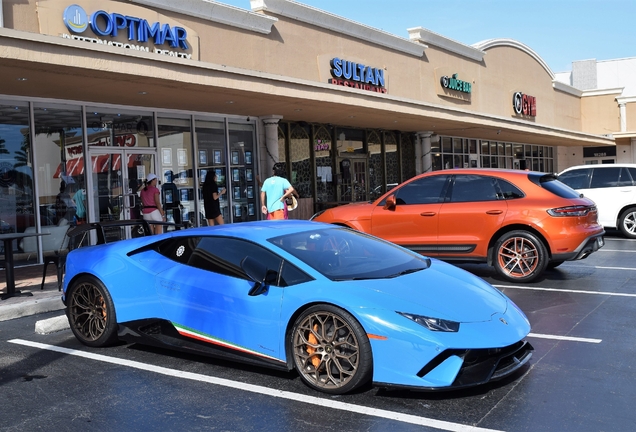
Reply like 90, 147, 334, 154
547, 205, 595, 217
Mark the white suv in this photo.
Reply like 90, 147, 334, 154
558, 164, 636, 238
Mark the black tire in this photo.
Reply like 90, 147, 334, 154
66, 275, 118, 347
547, 260, 565, 270
290, 304, 372, 394
618, 207, 636, 239
493, 230, 548, 283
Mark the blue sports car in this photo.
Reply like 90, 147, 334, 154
62, 220, 533, 394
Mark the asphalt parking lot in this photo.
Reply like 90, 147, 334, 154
1, 230, 635, 431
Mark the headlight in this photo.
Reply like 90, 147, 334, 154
397, 312, 460, 332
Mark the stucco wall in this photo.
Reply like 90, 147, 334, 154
581, 94, 619, 134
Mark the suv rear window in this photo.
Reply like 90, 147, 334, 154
533, 174, 581, 199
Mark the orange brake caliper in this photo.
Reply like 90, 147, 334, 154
306, 324, 321, 368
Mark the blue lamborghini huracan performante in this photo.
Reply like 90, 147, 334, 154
62, 220, 533, 394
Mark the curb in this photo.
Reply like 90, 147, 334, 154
0, 297, 65, 322
35, 314, 70, 334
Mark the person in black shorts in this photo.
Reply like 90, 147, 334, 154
202, 171, 226, 225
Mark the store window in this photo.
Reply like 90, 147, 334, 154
228, 122, 257, 223
195, 119, 227, 224
314, 124, 334, 204
289, 123, 312, 200
368, 130, 382, 200
0, 101, 33, 263
158, 116, 193, 226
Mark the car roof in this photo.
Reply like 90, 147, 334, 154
169, 220, 333, 243
418, 168, 543, 177
559, 163, 636, 174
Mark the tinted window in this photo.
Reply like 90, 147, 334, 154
449, 175, 498, 202
392, 175, 448, 205
590, 167, 620, 188
187, 237, 311, 287
628, 168, 636, 183
157, 236, 201, 264
540, 177, 582, 199
497, 179, 525, 199
559, 168, 592, 189
618, 168, 635, 186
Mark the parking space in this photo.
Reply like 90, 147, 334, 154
2, 232, 635, 431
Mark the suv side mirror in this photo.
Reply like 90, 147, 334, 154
384, 194, 397, 210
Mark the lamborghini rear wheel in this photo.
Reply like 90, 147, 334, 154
291, 304, 372, 394
66, 275, 118, 347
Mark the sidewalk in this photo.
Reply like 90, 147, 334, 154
0, 264, 65, 322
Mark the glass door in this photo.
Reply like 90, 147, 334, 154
87, 148, 156, 241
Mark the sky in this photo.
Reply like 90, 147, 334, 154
219, 0, 636, 73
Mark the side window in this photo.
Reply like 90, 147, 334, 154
188, 237, 280, 282
496, 179, 525, 199
392, 175, 448, 205
618, 168, 635, 186
156, 236, 201, 265
449, 175, 498, 202
187, 237, 311, 287
590, 167, 621, 188
559, 169, 591, 189
628, 168, 636, 185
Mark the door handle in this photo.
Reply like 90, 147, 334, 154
486, 210, 504, 215
420, 212, 437, 217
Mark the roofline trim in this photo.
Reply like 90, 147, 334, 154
473, 38, 555, 79
250, 0, 426, 57
130, 0, 278, 34
407, 27, 485, 62
582, 88, 623, 97
553, 80, 582, 97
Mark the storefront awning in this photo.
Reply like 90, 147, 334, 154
54, 154, 141, 179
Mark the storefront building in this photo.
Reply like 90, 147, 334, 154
0, 0, 617, 266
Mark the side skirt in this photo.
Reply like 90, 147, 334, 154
117, 319, 290, 372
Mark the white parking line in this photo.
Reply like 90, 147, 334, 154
598, 249, 636, 252
9, 339, 503, 432
527, 333, 602, 344
494, 285, 636, 298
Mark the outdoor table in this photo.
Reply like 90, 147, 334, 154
1, 232, 49, 300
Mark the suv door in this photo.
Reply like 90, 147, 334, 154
437, 174, 508, 258
370, 175, 449, 254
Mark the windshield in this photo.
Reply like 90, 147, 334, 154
269, 227, 430, 281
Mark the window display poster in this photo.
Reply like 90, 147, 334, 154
233, 186, 241, 200
181, 189, 189, 202
165, 189, 173, 204
178, 148, 187, 166
162, 148, 172, 166
199, 169, 207, 183
234, 204, 242, 217
232, 151, 239, 165
248, 203, 255, 216
214, 150, 222, 164
199, 150, 207, 166
245, 151, 252, 164
215, 168, 225, 184
232, 168, 240, 182
246, 168, 253, 182
247, 185, 253, 199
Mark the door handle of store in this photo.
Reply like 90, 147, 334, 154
420, 212, 437, 217
486, 210, 504, 215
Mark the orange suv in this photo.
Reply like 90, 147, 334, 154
312, 169, 605, 282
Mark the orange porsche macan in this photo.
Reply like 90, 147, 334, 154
311, 169, 605, 282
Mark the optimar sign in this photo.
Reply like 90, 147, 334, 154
61, 3, 192, 59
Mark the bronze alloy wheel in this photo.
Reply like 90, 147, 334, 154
291, 305, 372, 394
67, 276, 118, 347
494, 231, 548, 283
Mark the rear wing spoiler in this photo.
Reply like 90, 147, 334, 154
66, 219, 187, 246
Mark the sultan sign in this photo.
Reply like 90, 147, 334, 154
329, 58, 387, 94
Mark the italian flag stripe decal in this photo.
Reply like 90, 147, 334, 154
172, 322, 285, 363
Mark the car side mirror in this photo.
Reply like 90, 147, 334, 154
384, 194, 397, 210
241, 256, 271, 296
